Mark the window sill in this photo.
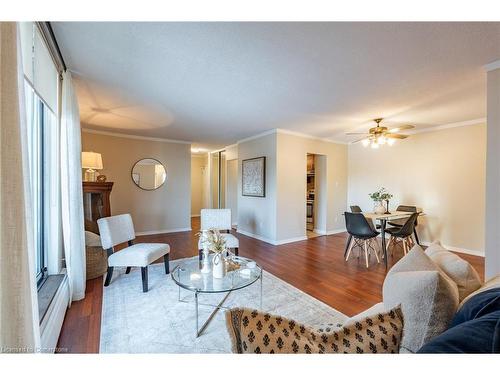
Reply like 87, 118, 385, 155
38, 274, 65, 323
38, 272, 69, 352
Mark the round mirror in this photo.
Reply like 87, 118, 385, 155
131, 158, 167, 190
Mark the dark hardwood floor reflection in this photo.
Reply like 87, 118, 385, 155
57, 217, 484, 353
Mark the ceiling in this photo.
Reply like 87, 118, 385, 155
52, 22, 500, 149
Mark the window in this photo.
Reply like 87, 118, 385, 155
24, 82, 57, 286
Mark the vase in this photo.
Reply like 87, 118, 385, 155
200, 246, 211, 274
374, 202, 385, 215
212, 252, 226, 279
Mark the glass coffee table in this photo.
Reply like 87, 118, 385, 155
171, 255, 263, 337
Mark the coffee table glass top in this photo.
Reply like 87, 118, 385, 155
171, 255, 262, 293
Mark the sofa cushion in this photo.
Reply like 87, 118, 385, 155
425, 242, 482, 301
383, 246, 459, 353
417, 310, 500, 353
450, 287, 500, 328
225, 306, 404, 354
459, 275, 500, 309
419, 287, 500, 353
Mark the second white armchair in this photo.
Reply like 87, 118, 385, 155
198, 209, 239, 259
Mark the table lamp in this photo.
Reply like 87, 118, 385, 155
82, 151, 103, 182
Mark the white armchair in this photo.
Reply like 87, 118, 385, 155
97, 214, 170, 292
198, 209, 239, 259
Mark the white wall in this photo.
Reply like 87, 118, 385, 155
191, 154, 207, 216
276, 132, 348, 241
237, 133, 278, 242
81, 131, 191, 234
485, 66, 500, 277
236, 130, 348, 244
348, 124, 486, 254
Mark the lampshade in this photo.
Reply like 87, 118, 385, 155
82, 152, 103, 170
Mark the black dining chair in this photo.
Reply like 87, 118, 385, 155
344, 212, 381, 268
385, 212, 419, 257
350, 205, 380, 229
388, 205, 420, 244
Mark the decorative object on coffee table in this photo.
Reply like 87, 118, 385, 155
199, 229, 227, 278
242, 156, 266, 197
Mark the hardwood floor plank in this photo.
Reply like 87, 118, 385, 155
57, 217, 485, 353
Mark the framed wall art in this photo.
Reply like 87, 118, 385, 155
242, 156, 266, 197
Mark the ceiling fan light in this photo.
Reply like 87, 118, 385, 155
361, 139, 370, 147
387, 138, 396, 146
371, 142, 379, 149
378, 136, 386, 145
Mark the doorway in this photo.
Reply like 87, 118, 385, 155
306, 153, 327, 238
210, 150, 226, 208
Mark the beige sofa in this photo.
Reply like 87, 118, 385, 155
226, 243, 497, 354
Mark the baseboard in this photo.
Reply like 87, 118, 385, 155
40, 273, 69, 353
326, 228, 347, 235
275, 236, 308, 245
237, 229, 308, 245
190, 214, 200, 218
237, 229, 276, 244
135, 227, 192, 236
421, 241, 485, 257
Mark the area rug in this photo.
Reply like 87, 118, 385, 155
100, 257, 347, 353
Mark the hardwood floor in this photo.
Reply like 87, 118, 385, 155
57, 217, 484, 353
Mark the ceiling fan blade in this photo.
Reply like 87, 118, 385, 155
386, 133, 409, 139
345, 132, 370, 135
388, 125, 415, 133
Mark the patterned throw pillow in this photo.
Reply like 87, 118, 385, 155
225, 306, 404, 354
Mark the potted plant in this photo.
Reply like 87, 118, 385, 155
369, 188, 393, 214
198, 229, 227, 278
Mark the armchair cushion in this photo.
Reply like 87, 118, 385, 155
225, 306, 404, 354
108, 243, 170, 267
97, 214, 135, 249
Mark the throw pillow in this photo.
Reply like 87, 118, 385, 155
85, 230, 102, 247
417, 310, 500, 353
383, 246, 459, 353
225, 306, 404, 354
450, 287, 500, 328
425, 242, 482, 301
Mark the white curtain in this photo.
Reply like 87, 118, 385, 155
0, 22, 41, 352
60, 70, 86, 303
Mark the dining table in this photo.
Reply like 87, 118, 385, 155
344, 210, 423, 269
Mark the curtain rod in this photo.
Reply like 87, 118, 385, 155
36, 22, 67, 73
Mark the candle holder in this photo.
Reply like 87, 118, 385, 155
384, 199, 391, 214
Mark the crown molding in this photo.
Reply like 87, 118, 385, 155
236, 129, 277, 144
236, 128, 347, 146
485, 60, 500, 72
276, 128, 347, 145
407, 118, 486, 135
81, 128, 192, 145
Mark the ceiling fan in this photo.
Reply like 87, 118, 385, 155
346, 118, 415, 148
